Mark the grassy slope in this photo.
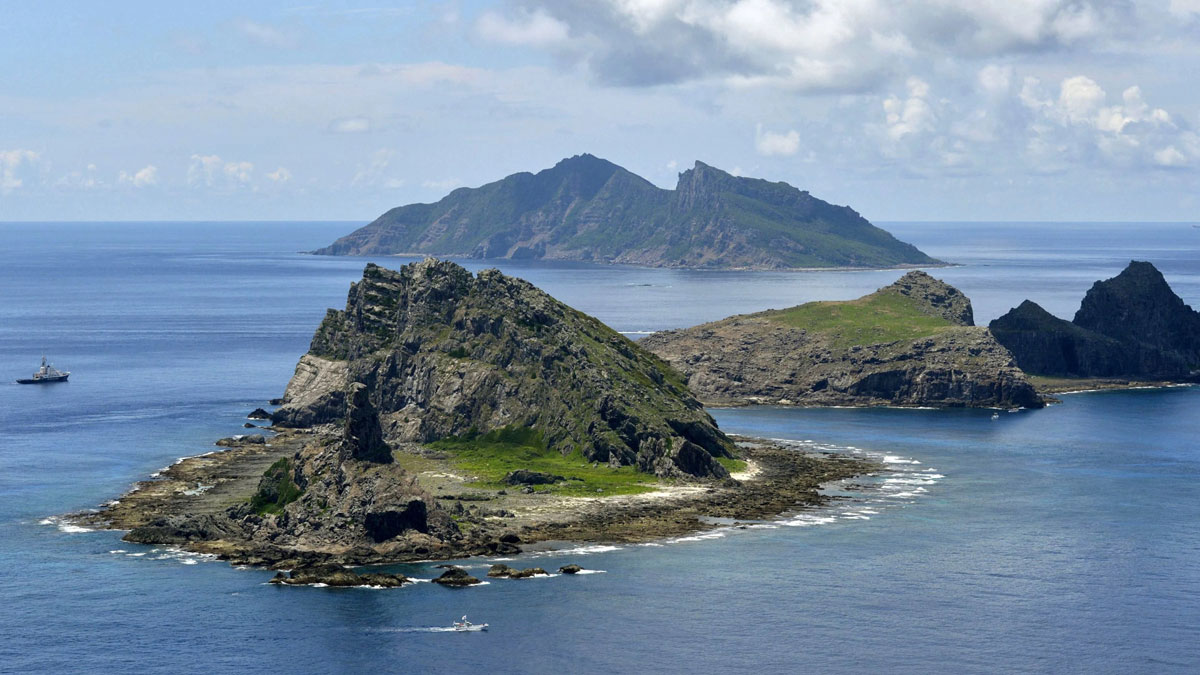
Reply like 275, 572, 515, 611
759, 288, 954, 348
427, 427, 660, 497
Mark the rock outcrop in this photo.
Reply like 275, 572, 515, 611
312, 154, 940, 270
273, 259, 735, 479
269, 564, 411, 588
643, 271, 1044, 409
990, 261, 1200, 379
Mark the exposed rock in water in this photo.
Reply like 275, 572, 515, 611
486, 564, 548, 579
269, 564, 410, 588
990, 261, 1200, 379
310, 154, 940, 270
247, 408, 271, 420
643, 271, 1044, 409
272, 259, 735, 479
432, 566, 482, 586
558, 564, 583, 574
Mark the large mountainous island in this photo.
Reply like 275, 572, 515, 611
80, 260, 869, 569
313, 154, 940, 270
642, 271, 1044, 409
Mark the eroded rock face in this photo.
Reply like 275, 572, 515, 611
890, 270, 974, 326
991, 262, 1200, 379
274, 259, 735, 479
643, 273, 1043, 409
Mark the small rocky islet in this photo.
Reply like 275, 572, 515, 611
642, 270, 1045, 409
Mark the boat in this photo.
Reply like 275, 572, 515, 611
16, 356, 70, 384
990, 412, 1000, 420
452, 616, 488, 632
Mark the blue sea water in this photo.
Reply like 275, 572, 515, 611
0, 221, 1197, 674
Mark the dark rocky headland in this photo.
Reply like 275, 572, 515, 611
313, 154, 940, 270
990, 261, 1200, 384
642, 271, 1044, 409
77, 259, 871, 569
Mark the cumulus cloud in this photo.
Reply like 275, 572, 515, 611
188, 154, 254, 188
755, 124, 801, 156
1168, 0, 1200, 17
266, 167, 292, 182
1, 149, 40, 193
118, 165, 159, 188
494, 0, 1131, 90
476, 8, 570, 46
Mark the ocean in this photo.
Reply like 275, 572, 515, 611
0, 221, 1197, 673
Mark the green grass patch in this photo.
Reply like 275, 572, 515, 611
716, 457, 748, 473
249, 458, 304, 515
762, 289, 952, 348
428, 426, 658, 497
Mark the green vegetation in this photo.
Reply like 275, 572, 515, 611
249, 458, 304, 515
762, 289, 953, 348
428, 426, 659, 496
716, 457, 748, 474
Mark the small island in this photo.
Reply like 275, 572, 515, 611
312, 154, 941, 270
642, 271, 1045, 409
76, 260, 872, 569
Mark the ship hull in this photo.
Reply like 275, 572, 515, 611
16, 375, 69, 384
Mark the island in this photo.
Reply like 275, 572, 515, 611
76, 260, 872, 570
989, 260, 1200, 390
641, 271, 1045, 409
312, 154, 941, 270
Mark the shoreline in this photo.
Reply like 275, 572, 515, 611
72, 430, 876, 569
1028, 376, 1197, 395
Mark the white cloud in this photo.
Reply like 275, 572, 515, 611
266, 167, 292, 183
234, 19, 301, 49
118, 165, 158, 188
666, 159, 678, 171
329, 117, 371, 133
476, 8, 570, 46
1154, 146, 1187, 167
883, 77, 935, 141
1168, 0, 1200, 17
188, 154, 254, 189
755, 124, 801, 156
224, 161, 253, 184
1, 149, 39, 193
187, 154, 223, 187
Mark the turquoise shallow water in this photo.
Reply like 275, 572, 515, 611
0, 221, 1197, 674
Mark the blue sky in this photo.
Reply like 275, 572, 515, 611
2, 1, 1199, 221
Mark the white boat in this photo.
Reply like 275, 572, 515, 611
453, 616, 488, 632
16, 356, 70, 384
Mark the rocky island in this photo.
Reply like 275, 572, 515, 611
77, 259, 871, 570
990, 261, 1200, 387
642, 271, 1044, 409
312, 154, 940, 270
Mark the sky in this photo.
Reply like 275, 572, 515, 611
2, 0, 1199, 222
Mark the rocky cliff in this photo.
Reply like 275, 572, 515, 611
274, 259, 734, 479
990, 261, 1200, 379
312, 154, 940, 270
642, 271, 1044, 409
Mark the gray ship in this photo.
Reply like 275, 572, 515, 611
17, 356, 70, 384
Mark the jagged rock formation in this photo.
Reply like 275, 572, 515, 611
273, 259, 735, 478
312, 154, 940, 270
643, 271, 1044, 409
990, 261, 1200, 379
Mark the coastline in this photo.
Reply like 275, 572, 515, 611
1029, 376, 1197, 395
72, 429, 876, 569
